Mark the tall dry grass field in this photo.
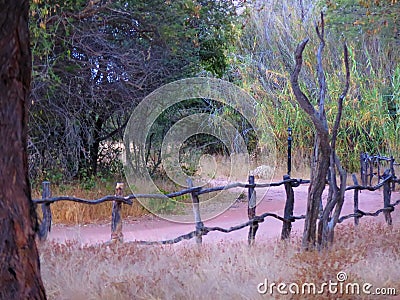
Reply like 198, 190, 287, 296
39, 222, 400, 299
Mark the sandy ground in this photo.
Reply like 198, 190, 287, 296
47, 181, 400, 246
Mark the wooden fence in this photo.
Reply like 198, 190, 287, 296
33, 153, 400, 245
360, 152, 398, 190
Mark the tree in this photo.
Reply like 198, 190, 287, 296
28, 0, 242, 181
0, 1, 47, 298
290, 13, 350, 250
231, 0, 398, 172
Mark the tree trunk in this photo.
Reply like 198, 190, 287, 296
0, 1, 47, 298
90, 115, 104, 176
302, 135, 330, 250
290, 13, 349, 250
290, 37, 331, 250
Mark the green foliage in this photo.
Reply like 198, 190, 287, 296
231, 0, 399, 171
78, 169, 97, 191
28, 0, 398, 179
42, 167, 64, 186
196, 0, 241, 77
146, 192, 186, 215
325, 0, 400, 43
28, 0, 242, 181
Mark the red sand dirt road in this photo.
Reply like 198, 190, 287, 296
48, 183, 400, 245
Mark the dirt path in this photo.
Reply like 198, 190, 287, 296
48, 184, 400, 245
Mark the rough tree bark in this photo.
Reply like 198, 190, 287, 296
290, 13, 350, 250
318, 41, 350, 249
0, 1, 47, 298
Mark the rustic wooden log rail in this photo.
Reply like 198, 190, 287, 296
33, 177, 311, 243
33, 155, 399, 245
360, 152, 399, 188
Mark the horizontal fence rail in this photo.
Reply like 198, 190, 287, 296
33, 153, 399, 245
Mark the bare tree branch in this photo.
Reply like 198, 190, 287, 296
290, 38, 328, 135
331, 42, 350, 150
315, 12, 327, 124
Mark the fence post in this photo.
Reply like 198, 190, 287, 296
383, 175, 393, 226
360, 153, 366, 186
38, 181, 52, 241
369, 157, 374, 186
360, 152, 371, 187
377, 158, 381, 182
287, 127, 292, 176
281, 175, 294, 240
352, 174, 360, 226
247, 175, 258, 245
111, 182, 124, 243
390, 156, 396, 192
187, 178, 203, 245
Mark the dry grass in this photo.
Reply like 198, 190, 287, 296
33, 181, 147, 225
39, 222, 400, 299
